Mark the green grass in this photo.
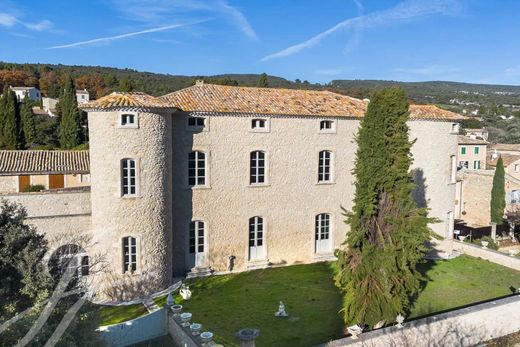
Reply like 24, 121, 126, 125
98, 303, 148, 326
99, 255, 520, 346
411, 255, 520, 317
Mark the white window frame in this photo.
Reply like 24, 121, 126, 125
122, 236, 139, 273
250, 151, 268, 185
473, 160, 481, 170
318, 150, 334, 183
315, 213, 331, 241
250, 118, 270, 133
121, 158, 139, 197
186, 115, 209, 131
188, 151, 208, 187
459, 161, 469, 169
189, 221, 205, 254
319, 120, 336, 134
119, 112, 139, 128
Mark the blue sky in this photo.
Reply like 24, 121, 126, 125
0, 0, 519, 85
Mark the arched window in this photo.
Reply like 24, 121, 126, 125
189, 221, 205, 254
318, 151, 332, 182
250, 151, 266, 184
122, 236, 137, 273
188, 151, 206, 186
48, 244, 89, 279
121, 158, 138, 196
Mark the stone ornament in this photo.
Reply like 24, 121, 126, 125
274, 301, 288, 317
166, 292, 174, 307
180, 284, 192, 300
396, 314, 405, 328
347, 324, 363, 339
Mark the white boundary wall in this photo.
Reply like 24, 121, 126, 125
317, 295, 520, 347
453, 240, 520, 271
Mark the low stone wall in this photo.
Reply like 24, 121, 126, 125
318, 295, 520, 347
167, 315, 198, 347
99, 309, 167, 347
453, 240, 520, 271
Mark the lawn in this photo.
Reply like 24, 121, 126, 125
98, 302, 148, 326
104, 255, 520, 346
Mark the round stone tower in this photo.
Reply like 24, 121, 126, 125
82, 92, 174, 300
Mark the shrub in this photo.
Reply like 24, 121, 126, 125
22, 184, 45, 192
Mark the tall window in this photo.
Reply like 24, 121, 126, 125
473, 160, 481, 170
460, 146, 466, 155
250, 151, 266, 184
318, 151, 332, 182
121, 158, 137, 196
189, 151, 206, 186
189, 221, 205, 254
315, 214, 330, 241
474, 147, 479, 155
249, 217, 264, 248
123, 236, 137, 273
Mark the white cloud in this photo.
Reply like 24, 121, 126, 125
0, 13, 17, 27
24, 20, 53, 31
262, 0, 459, 61
110, 0, 257, 40
48, 20, 210, 49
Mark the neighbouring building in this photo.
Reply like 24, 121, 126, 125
488, 152, 520, 181
464, 128, 488, 141
0, 150, 90, 193
1, 83, 465, 300
42, 97, 59, 116
10, 86, 41, 102
458, 135, 488, 170
489, 143, 520, 156
76, 89, 90, 104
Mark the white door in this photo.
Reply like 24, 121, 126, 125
188, 221, 206, 268
315, 214, 331, 253
249, 217, 265, 260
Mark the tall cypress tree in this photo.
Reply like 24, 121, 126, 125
491, 157, 505, 224
58, 75, 80, 149
0, 86, 8, 147
334, 87, 433, 327
2, 89, 21, 149
20, 95, 37, 148
257, 73, 269, 88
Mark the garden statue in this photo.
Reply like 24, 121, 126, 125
396, 314, 405, 328
180, 284, 192, 300
227, 255, 236, 272
347, 324, 363, 339
165, 291, 174, 307
274, 301, 288, 317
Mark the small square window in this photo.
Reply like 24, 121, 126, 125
120, 113, 138, 127
188, 117, 205, 127
252, 119, 266, 129
319, 120, 336, 133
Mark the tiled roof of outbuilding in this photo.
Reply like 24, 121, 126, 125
81, 92, 173, 110
457, 135, 488, 145
161, 83, 465, 121
0, 150, 90, 175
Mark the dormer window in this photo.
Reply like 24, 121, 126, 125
120, 113, 138, 128
319, 120, 336, 133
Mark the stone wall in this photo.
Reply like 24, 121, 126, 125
0, 176, 17, 193
0, 189, 91, 252
319, 295, 520, 347
453, 240, 520, 271
171, 114, 458, 275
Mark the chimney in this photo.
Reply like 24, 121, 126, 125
195, 80, 204, 86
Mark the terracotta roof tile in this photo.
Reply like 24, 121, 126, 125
81, 92, 173, 110
487, 153, 520, 168
457, 135, 488, 145
0, 150, 90, 175
160, 84, 464, 121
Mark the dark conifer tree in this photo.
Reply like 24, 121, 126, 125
20, 96, 37, 148
491, 157, 505, 224
0, 86, 8, 147
2, 89, 21, 149
334, 87, 433, 327
58, 75, 80, 149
